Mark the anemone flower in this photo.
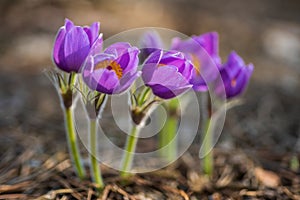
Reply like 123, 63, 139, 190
82, 42, 140, 94
142, 50, 194, 99
53, 18, 101, 73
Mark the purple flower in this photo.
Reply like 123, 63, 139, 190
142, 50, 193, 99
215, 51, 254, 99
82, 42, 140, 94
139, 31, 163, 61
171, 32, 221, 91
53, 19, 101, 73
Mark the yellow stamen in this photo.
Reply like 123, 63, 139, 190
191, 54, 201, 75
157, 63, 166, 67
94, 60, 123, 79
231, 79, 237, 87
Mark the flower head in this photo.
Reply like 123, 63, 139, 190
142, 50, 193, 99
215, 51, 254, 99
82, 42, 140, 94
171, 32, 221, 91
139, 31, 163, 61
53, 19, 101, 73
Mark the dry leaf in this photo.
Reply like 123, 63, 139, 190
254, 167, 280, 188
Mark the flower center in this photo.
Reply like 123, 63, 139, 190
157, 63, 166, 67
191, 54, 201, 75
231, 79, 237, 87
94, 60, 123, 79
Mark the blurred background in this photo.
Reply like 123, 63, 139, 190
0, 0, 300, 157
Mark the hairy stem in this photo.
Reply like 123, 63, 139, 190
159, 115, 178, 162
120, 125, 141, 177
202, 118, 213, 176
89, 119, 104, 189
65, 107, 86, 180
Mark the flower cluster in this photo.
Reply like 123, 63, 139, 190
53, 19, 253, 100
140, 31, 254, 99
51, 18, 254, 186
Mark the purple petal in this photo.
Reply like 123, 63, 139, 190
89, 34, 103, 56
218, 63, 253, 99
65, 18, 74, 32
223, 51, 245, 78
82, 55, 96, 89
90, 69, 119, 94
82, 53, 115, 75
53, 27, 67, 70
171, 35, 220, 90
176, 60, 193, 81
141, 62, 157, 83
192, 32, 219, 61
159, 51, 184, 64
227, 69, 248, 98
192, 83, 208, 92
171, 37, 200, 55
104, 42, 131, 57
147, 84, 192, 99
64, 27, 91, 72
140, 31, 163, 50
144, 50, 163, 65
92, 53, 116, 69
116, 47, 139, 74
116, 50, 130, 70
214, 69, 230, 99
84, 22, 100, 45
115, 71, 141, 94
149, 50, 193, 81
190, 52, 219, 86
190, 70, 206, 85
146, 65, 189, 86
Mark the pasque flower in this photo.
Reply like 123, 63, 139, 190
142, 50, 194, 99
216, 51, 254, 99
82, 42, 140, 94
53, 19, 101, 73
171, 32, 221, 91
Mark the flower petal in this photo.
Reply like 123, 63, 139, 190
223, 51, 245, 78
171, 34, 221, 91
104, 42, 131, 57
89, 69, 119, 94
53, 27, 66, 70
192, 32, 220, 63
143, 65, 192, 98
147, 84, 192, 99
116, 47, 139, 74
145, 65, 189, 87
84, 22, 100, 45
64, 27, 91, 72
217, 56, 254, 99
65, 18, 74, 32
144, 50, 163, 66
89, 34, 103, 56
115, 71, 141, 94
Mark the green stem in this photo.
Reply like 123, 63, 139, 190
89, 119, 104, 189
120, 125, 141, 177
202, 118, 213, 176
159, 116, 178, 162
159, 99, 179, 162
65, 107, 86, 180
